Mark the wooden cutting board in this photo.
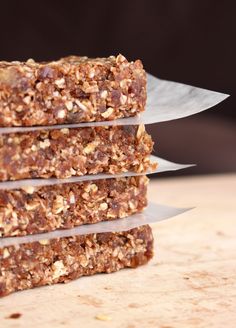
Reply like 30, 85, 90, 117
0, 174, 235, 328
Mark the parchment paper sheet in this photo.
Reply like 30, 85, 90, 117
0, 74, 228, 134
0, 202, 192, 247
0, 155, 194, 190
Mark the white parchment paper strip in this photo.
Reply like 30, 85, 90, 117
0, 203, 193, 247
0, 74, 228, 134
0, 155, 194, 190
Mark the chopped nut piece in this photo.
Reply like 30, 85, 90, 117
82, 81, 99, 93
54, 78, 65, 88
52, 260, 68, 279
3, 248, 10, 259
21, 186, 35, 194
101, 107, 113, 118
78, 255, 89, 268
52, 195, 65, 214
31, 144, 37, 151
23, 95, 31, 105
65, 101, 73, 111
89, 70, 95, 79
136, 124, 145, 139
100, 90, 108, 99
57, 109, 66, 119
39, 139, 50, 149
116, 54, 126, 63
27, 58, 35, 64
83, 141, 99, 154
39, 239, 50, 245
75, 99, 87, 111
84, 183, 98, 193
25, 201, 39, 211
69, 192, 76, 204
61, 128, 69, 134
120, 94, 127, 105
99, 203, 108, 211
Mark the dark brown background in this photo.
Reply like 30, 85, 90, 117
0, 0, 235, 175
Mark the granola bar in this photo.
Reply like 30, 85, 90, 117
0, 176, 148, 237
0, 225, 154, 296
0, 54, 146, 127
0, 125, 154, 181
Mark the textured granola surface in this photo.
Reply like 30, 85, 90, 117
0, 225, 154, 296
0, 125, 154, 181
0, 54, 146, 127
0, 176, 148, 237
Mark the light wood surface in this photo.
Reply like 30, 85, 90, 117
0, 174, 235, 328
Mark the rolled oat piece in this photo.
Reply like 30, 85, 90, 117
0, 54, 146, 127
0, 176, 148, 237
0, 125, 154, 181
0, 225, 154, 296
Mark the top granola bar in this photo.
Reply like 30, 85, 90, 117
0, 54, 146, 127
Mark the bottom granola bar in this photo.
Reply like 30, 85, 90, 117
0, 225, 153, 297
0, 176, 148, 237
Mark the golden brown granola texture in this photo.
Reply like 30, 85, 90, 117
0, 54, 146, 126
0, 176, 149, 237
0, 225, 154, 297
0, 125, 155, 181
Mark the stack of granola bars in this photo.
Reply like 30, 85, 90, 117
0, 55, 156, 296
